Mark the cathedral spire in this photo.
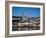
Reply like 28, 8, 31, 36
23, 12, 24, 16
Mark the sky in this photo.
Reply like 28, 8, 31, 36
12, 7, 40, 17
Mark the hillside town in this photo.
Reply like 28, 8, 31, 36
12, 16, 40, 31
